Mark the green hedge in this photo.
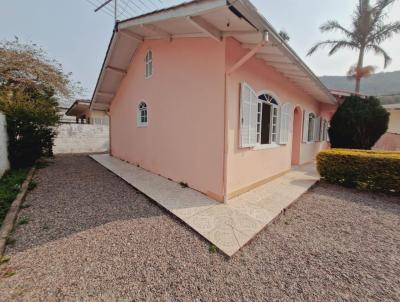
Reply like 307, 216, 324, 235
0, 169, 29, 226
317, 149, 400, 194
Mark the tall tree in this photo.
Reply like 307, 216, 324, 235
0, 38, 81, 99
307, 0, 400, 93
0, 39, 80, 168
279, 30, 290, 42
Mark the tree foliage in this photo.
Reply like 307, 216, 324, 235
308, 0, 400, 93
0, 38, 79, 98
328, 95, 389, 149
0, 87, 60, 168
0, 39, 77, 168
279, 30, 290, 42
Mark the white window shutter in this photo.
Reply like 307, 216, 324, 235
249, 90, 258, 146
326, 122, 330, 142
240, 82, 257, 148
278, 103, 292, 144
240, 82, 251, 147
315, 117, 321, 141
319, 119, 326, 142
302, 110, 309, 143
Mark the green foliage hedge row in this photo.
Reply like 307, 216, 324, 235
317, 149, 400, 195
0, 169, 29, 226
1, 87, 59, 168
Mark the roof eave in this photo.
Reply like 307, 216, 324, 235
231, 0, 337, 105
91, 0, 337, 109
89, 26, 118, 112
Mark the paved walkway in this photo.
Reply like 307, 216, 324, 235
91, 154, 319, 256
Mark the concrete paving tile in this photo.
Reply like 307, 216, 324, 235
227, 201, 275, 224
204, 223, 241, 256
91, 154, 319, 257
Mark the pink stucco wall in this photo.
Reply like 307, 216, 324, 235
225, 38, 333, 196
109, 36, 336, 201
110, 38, 226, 200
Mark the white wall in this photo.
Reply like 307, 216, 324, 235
0, 112, 10, 177
53, 124, 109, 154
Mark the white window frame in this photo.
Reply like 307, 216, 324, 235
256, 91, 280, 147
145, 49, 153, 79
137, 101, 148, 127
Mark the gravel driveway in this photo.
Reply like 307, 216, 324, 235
0, 155, 399, 301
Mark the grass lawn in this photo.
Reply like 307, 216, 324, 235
0, 169, 29, 226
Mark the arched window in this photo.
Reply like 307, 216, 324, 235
137, 101, 148, 127
257, 93, 279, 144
145, 50, 153, 79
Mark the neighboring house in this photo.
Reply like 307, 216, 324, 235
65, 99, 109, 125
53, 100, 109, 154
90, 0, 337, 202
374, 103, 400, 151
58, 106, 77, 124
384, 103, 400, 135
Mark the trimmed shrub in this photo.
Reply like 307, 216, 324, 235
317, 149, 400, 194
328, 95, 389, 150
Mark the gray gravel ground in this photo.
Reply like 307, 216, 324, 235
0, 155, 399, 301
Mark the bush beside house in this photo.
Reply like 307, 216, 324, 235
2, 88, 60, 168
328, 95, 389, 150
317, 149, 400, 194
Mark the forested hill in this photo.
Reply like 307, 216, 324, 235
319, 70, 400, 96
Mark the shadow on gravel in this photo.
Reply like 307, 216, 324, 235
7, 155, 166, 254
309, 181, 400, 215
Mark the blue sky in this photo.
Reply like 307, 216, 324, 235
1, 0, 399, 100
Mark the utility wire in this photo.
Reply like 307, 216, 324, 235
126, 0, 147, 15
121, 0, 143, 15
87, 0, 168, 20
136, 0, 154, 12
119, 0, 137, 15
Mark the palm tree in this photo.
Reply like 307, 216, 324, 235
307, 0, 400, 93
279, 30, 290, 42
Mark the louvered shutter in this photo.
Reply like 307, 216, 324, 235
319, 119, 325, 141
278, 103, 292, 144
302, 110, 309, 143
249, 90, 258, 146
240, 82, 251, 147
326, 122, 330, 142
315, 117, 321, 141
240, 82, 258, 148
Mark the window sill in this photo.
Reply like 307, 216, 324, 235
253, 143, 281, 150
137, 124, 148, 128
303, 141, 328, 144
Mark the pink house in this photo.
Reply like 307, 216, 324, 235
90, 0, 338, 202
